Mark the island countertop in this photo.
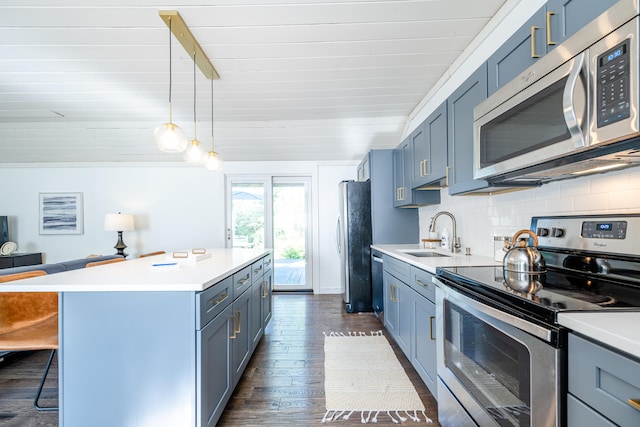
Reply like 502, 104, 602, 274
0, 248, 270, 293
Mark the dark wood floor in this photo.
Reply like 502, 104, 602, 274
0, 294, 439, 426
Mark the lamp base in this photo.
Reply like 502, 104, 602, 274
114, 231, 128, 258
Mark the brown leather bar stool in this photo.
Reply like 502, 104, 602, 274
0, 270, 58, 411
85, 257, 125, 268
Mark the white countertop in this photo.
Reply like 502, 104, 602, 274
372, 244, 499, 273
0, 248, 270, 293
558, 312, 640, 359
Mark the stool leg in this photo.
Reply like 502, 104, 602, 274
34, 349, 58, 411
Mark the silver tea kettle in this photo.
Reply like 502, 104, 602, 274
503, 229, 546, 274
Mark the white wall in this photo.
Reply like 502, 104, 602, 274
0, 161, 356, 294
419, 167, 640, 258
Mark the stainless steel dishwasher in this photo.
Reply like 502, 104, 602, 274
371, 249, 383, 318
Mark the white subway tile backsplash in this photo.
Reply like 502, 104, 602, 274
418, 168, 640, 257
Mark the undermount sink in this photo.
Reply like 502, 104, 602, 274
399, 250, 451, 258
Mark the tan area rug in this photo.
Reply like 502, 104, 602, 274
322, 331, 432, 424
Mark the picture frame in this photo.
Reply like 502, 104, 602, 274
39, 192, 84, 235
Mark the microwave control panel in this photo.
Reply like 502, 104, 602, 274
597, 39, 631, 127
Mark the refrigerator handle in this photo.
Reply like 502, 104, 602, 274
336, 216, 341, 254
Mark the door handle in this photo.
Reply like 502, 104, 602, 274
563, 52, 587, 149
530, 26, 540, 58
546, 11, 556, 46
429, 316, 436, 340
229, 314, 237, 339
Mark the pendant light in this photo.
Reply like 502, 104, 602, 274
203, 78, 223, 171
153, 16, 188, 153
183, 50, 207, 164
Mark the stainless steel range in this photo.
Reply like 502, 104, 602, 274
434, 214, 640, 427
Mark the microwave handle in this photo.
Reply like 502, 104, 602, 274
562, 51, 587, 149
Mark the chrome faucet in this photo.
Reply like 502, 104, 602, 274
429, 211, 461, 253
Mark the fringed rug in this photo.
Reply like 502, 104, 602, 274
322, 331, 432, 424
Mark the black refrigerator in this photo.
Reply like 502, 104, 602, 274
337, 180, 372, 313
337, 150, 422, 314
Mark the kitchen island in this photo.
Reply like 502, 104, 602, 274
0, 248, 272, 427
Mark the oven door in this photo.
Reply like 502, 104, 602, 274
473, 51, 588, 181
435, 279, 561, 427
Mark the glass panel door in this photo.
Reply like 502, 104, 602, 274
272, 177, 311, 291
226, 176, 312, 292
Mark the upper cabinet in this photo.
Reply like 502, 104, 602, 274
488, 0, 618, 96
393, 139, 440, 208
412, 103, 448, 189
446, 64, 489, 195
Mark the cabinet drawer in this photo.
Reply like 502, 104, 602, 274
568, 333, 640, 427
263, 253, 273, 272
383, 255, 410, 283
251, 259, 264, 283
410, 266, 435, 303
232, 266, 252, 299
567, 394, 616, 427
196, 276, 233, 330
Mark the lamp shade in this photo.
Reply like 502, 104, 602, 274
104, 213, 135, 232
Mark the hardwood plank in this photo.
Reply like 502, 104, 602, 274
0, 294, 440, 426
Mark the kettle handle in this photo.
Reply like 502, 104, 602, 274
511, 229, 539, 247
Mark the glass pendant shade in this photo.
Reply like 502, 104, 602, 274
154, 122, 188, 153
183, 139, 207, 164
203, 150, 223, 171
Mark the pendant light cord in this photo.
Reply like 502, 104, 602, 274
168, 17, 173, 123
211, 78, 214, 150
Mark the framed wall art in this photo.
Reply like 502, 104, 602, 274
39, 192, 84, 235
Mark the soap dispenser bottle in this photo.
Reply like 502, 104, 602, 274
441, 228, 449, 250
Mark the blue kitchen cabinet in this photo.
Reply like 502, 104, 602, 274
231, 287, 252, 387
409, 266, 438, 400
382, 254, 412, 358
393, 137, 441, 208
412, 103, 448, 189
446, 64, 491, 195
488, 0, 618, 96
198, 304, 233, 427
567, 333, 640, 427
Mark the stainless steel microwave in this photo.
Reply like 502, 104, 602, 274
474, 0, 640, 184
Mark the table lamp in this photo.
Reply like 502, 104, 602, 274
104, 213, 135, 258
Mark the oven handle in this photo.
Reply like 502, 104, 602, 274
434, 277, 553, 343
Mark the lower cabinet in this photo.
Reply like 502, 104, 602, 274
383, 269, 412, 358
567, 333, 640, 427
198, 253, 273, 426
382, 255, 438, 400
411, 289, 437, 399
198, 304, 233, 427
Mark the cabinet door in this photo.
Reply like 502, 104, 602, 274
447, 64, 489, 195
411, 122, 428, 186
395, 280, 412, 359
411, 292, 437, 399
546, 0, 618, 48
392, 147, 405, 207
262, 268, 273, 327
401, 140, 413, 203
413, 104, 447, 189
198, 304, 233, 427
382, 271, 398, 336
231, 288, 252, 386
487, 7, 546, 95
250, 278, 264, 352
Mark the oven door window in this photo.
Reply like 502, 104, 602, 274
443, 300, 531, 427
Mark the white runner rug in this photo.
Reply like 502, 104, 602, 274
322, 331, 432, 424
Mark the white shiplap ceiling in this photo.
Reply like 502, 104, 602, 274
0, 0, 507, 164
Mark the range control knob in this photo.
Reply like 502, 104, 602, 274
552, 228, 565, 238
537, 227, 550, 237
